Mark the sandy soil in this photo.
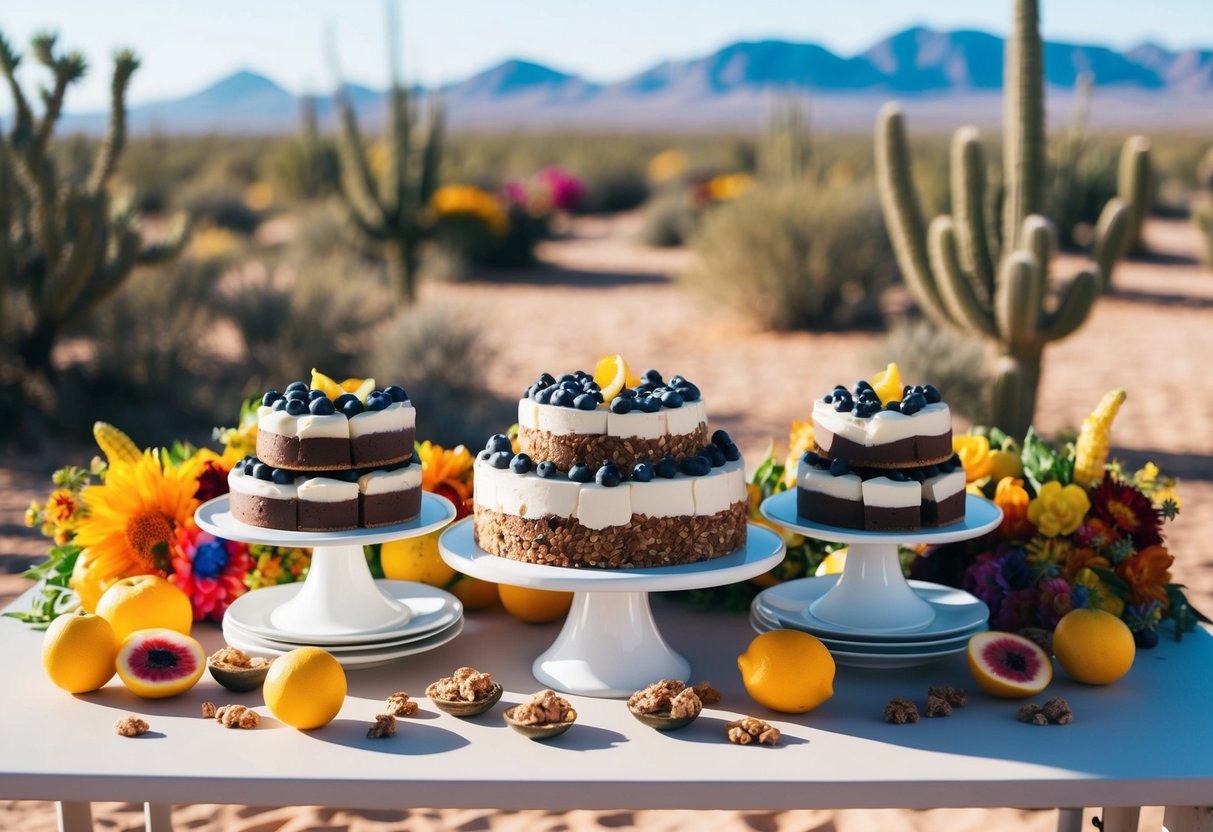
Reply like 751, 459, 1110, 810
0, 214, 1208, 831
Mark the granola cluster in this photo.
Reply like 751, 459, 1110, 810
885, 686, 968, 723
113, 716, 149, 737
627, 679, 720, 718
924, 695, 953, 718
208, 646, 268, 669
384, 691, 420, 717
726, 717, 780, 746
211, 704, 260, 729
426, 667, 496, 702
1017, 697, 1073, 726
367, 713, 397, 739
927, 686, 967, 708
883, 697, 920, 724
512, 689, 574, 726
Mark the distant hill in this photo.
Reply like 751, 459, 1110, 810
58, 26, 1213, 133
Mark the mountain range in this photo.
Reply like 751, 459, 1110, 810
62, 26, 1213, 133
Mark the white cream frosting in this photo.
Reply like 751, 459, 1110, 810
258, 400, 413, 439
576, 483, 634, 529
812, 400, 950, 447
259, 409, 300, 437
922, 469, 966, 502
862, 477, 922, 508
797, 463, 863, 500
665, 400, 708, 435
228, 466, 298, 500
349, 401, 414, 438
297, 477, 359, 503
295, 413, 350, 439
524, 399, 708, 439
606, 410, 668, 439
629, 478, 695, 517
518, 398, 540, 430
536, 403, 609, 435
358, 465, 422, 496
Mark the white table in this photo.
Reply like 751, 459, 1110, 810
1, 587, 1210, 831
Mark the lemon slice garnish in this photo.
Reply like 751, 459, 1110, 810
871, 362, 903, 406
309, 368, 344, 400
593, 354, 629, 401
342, 377, 376, 403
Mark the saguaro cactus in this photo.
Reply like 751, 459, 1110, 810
1118, 135, 1152, 256
875, 0, 1143, 438
333, 3, 443, 304
0, 32, 187, 376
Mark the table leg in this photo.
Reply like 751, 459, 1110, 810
1101, 806, 1141, 831
1057, 808, 1084, 832
1164, 806, 1213, 832
144, 802, 173, 832
56, 801, 92, 832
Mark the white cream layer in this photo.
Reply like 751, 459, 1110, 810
296, 477, 359, 503
862, 477, 923, 508
350, 401, 415, 438
518, 399, 708, 439
797, 463, 863, 500
228, 466, 298, 499
358, 465, 422, 496
258, 401, 414, 439
811, 400, 950, 447
474, 458, 746, 530
922, 469, 966, 502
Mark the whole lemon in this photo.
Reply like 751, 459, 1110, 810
96, 575, 193, 642
498, 583, 574, 624
738, 629, 835, 713
42, 610, 119, 694
1053, 608, 1136, 685
380, 532, 456, 588
263, 647, 347, 729
448, 574, 499, 611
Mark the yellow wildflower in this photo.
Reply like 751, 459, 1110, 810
953, 435, 993, 482
647, 148, 687, 184
781, 419, 815, 487
431, 185, 509, 235
1027, 481, 1091, 537
1074, 567, 1125, 618
706, 173, 754, 202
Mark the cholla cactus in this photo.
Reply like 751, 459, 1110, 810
1073, 388, 1127, 487
0, 32, 188, 376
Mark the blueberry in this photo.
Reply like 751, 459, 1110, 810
552, 388, 576, 408
538, 372, 556, 387
675, 382, 700, 402
610, 396, 633, 414
368, 392, 392, 411
618, 388, 637, 399
261, 390, 282, 407
272, 398, 287, 412
638, 395, 662, 414
923, 384, 942, 404
670, 374, 686, 386
888, 469, 910, 482
828, 458, 850, 476
238, 456, 254, 474
802, 450, 822, 467
477, 449, 492, 462
884, 399, 902, 412
642, 369, 664, 385
308, 388, 326, 400
574, 370, 591, 381
286, 387, 309, 401
903, 384, 914, 397
631, 462, 655, 483
486, 434, 512, 453
654, 456, 679, 479
907, 467, 927, 482
704, 444, 726, 467
489, 451, 513, 469
822, 394, 834, 404
721, 442, 741, 462
853, 402, 877, 419
285, 380, 308, 393
1134, 628, 1160, 649
712, 429, 732, 447
334, 392, 358, 410
679, 455, 711, 477
574, 393, 598, 411
857, 388, 878, 401
557, 373, 577, 383
271, 468, 294, 485
384, 384, 408, 402
285, 398, 308, 416
336, 469, 360, 483
581, 379, 601, 392
634, 382, 655, 395
833, 397, 854, 413
900, 393, 927, 415
833, 384, 849, 393
252, 462, 273, 481
560, 380, 581, 392
536, 460, 559, 479
856, 380, 872, 392
510, 453, 533, 474
568, 463, 593, 483
596, 464, 623, 487
341, 398, 364, 417
534, 385, 555, 405
309, 396, 336, 416
923, 464, 941, 478
660, 389, 684, 408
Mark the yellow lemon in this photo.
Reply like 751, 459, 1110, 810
96, 575, 193, 643
263, 647, 347, 729
814, 548, 848, 576
593, 354, 629, 401
341, 377, 376, 402
1053, 608, 1136, 685
871, 362, 903, 405
309, 368, 345, 400
498, 583, 574, 624
738, 630, 835, 713
380, 532, 456, 588
988, 450, 1024, 483
449, 574, 499, 611
42, 610, 118, 694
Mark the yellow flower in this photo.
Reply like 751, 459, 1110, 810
1073, 567, 1125, 618
244, 180, 274, 211
431, 185, 509, 235
70, 450, 203, 611
188, 225, 238, 261
952, 435, 992, 482
1026, 481, 1091, 538
707, 172, 754, 202
1025, 536, 1071, 571
216, 415, 258, 462
647, 148, 687, 184
781, 419, 815, 488
1133, 462, 1159, 490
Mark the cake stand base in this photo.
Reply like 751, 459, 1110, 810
808, 542, 936, 633
268, 544, 412, 635
533, 591, 690, 698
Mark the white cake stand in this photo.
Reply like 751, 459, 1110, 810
760, 490, 1001, 633
195, 492, 456, 637
439, 518, 786, 698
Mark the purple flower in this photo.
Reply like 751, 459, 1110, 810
537, 166, 586, 212
998, 547, 1031, 591
501, 180, 529, 207
994, 588, 1037, 630
963, 554, 1006, 619
1035, 577, 1074, 628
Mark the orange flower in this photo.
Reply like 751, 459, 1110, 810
993, 477, 1035, 540
417, 441, 475, 517
1116, 544, 1174, 606
45, 489, 79, 526
1062, 546, 1110, 582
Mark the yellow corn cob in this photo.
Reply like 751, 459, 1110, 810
1073, 388, 1127, 486
93, 421, 142, 466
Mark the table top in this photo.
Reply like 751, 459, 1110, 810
2, 586, 1211, 812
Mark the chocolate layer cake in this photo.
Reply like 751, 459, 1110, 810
796, 453, 968, 531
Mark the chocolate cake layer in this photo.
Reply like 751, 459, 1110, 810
361, 487, 423, 527
299, 499, 359, 531
923, 490, 966, 527
797, 488, 865, 530
864, 504, 920, 532
519, 424, 709, 476
352, 427, 415, 468
257, 432, 352, 471
813, 427, 952, 468
473, 502, 746, 568
230, 493, 297, 531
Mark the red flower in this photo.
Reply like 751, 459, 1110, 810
1090, 472, 1162, 548
195, 459, 232, 503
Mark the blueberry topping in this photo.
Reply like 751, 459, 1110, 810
675, 382, 700, 401
551, 388, 576, 408
721, 442, 741, 462
654, 455, 679, 479
906, 467, 927, 482
828, 458, 850, 476
272, 398, 287, 412
888, 469, 910, 482
659, 388, 684, 408
536, 460, 559, 479
833, 397, 854, 413
333, 392, 358, 409
337, 469, 361, 483
559, 380, 581, 392
538, 372, 556, 387
268, 468, 292, 485
477, 449, 492, 462
923, 384, 942, 404
637, 395, 662, 413
308, 388, 326, 400
853, 401, 879, 418
341, 398, 364, 418
261, 390, 282, 407
632, 462, 655, 483
568, 463, 593, 483
633, 382, 655, 395
285, 387, 309, 401
534, 385, 555, 405
903, 384, 914, 397
285, 397, 308, 416
610, 396, 633, 414
309, 396, 336, 415
823, 394, 834, 404
384, 385, 408, 403
618, 387, 637, 399
802, 450, 822, 467
884, 399, 902, 412
285, 380, 308, 393
574, 393, 598, 411
252, 462, 273, 481
574, 370, 591, 381
704, 444, 726, 467
679, 455, 711, 477
238, 456, 254, 474
489, 451, 513, 469
557, 373, 577, 383
711, 430, 732, 447
900, 392, 927, 415
596, 464, 623, 487
510, 453, 533, 474
856, 380, 872, 392
486, 434, 512, 453
642, 369, 664, 385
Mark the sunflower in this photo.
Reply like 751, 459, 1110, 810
1091, 472, 1162, 548
70, 450, 202, 611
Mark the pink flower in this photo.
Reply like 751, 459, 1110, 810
170, 527, 253, 623
501, 180, 529, 207
1035, 577, 1074, 628
536, 166, 586, 212
993, 588, 1036, 631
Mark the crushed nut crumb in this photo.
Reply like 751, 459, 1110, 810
1017, 697, 1072, 726
668, 688, 703, 719
1016, 703, 1049, 726
426, 667, 495, 702
114, 716, 149, 737
883, 697, 920, 724
726, 716, 780, 746
385, 692, 420, 717
212, 705, 259, 729
924, 695, 953, 718
627, 679, 688, 714
201, 702, 217, 719
209, 646, 253, 668
927, 686, 967, 708
512, 689, 574, 725
367, 713, 397, 739
692, 681, 722, 705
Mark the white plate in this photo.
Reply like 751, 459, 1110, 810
222, 617, 464, 669
748, 610, 969, 668
225, 581, 462, 645
222, 613, 460, 652
754, 577, 989, 641
760, 490, 1003, 545
748, 599, 984, 651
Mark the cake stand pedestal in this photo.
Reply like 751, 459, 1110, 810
195, 493, 457, 638
439, 519, 786, 698
759, 491, 1002, 633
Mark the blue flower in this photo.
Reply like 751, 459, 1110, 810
193, 539, 230, 580
998, 547, 1031, 590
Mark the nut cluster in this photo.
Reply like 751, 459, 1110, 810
726, 717, 780, 746
204, 703, 260, 729
512, 689, 574, 726
113, 716, 149, 737
1017, 697, 1073, 726
884, 686, 968, 723
426, 667, 495, 702
367, 713, 397, 739
384, 692, 420, 717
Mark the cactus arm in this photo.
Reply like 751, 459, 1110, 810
0, 32, 35, 149
1021, 215, 1057, 283
86, 50, 137, 194
334, 91, 386, 230
928, 216, 998, 338
1118, 135, 1152, 254
418, 95, 443, 207
42, 190, 103, 321
383, 85, 410, 217
32, 33, 87, 156
950, 127, 995, 302
1092, 198, 1129, 289
61, 227, 141, 325
1043, 268, 1099, 341
1002, 0, 1045, 251
994, 251, 1042, 354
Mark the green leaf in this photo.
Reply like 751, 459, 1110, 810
1090, 566, 1131, 598
1020, 427, 1059, 493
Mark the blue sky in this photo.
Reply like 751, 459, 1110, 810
2, 1, 1211, 111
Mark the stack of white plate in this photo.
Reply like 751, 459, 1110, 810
222, 580, 463, 670
751, 575, 989, 669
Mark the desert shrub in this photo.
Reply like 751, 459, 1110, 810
873, 319, 991, 425
367, 303, 510, 447
1048, 147, 1120, 250
119, 134, 214, 214
290, 203, 358, 262
175, 180, 262, 234
635, 192, 702, 247
685, 181, 894, 331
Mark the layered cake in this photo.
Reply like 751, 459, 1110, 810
230, 372, 422, 531
473, 365, 747, 568
797, 364, 966, 531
